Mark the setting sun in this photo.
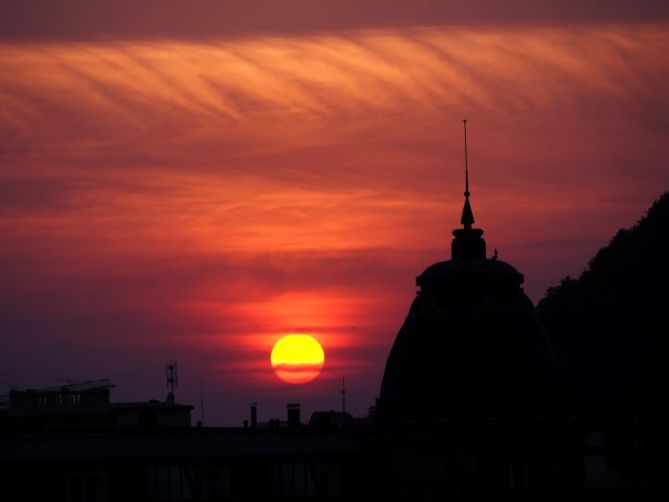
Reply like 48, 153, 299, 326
270, 334, 325, 384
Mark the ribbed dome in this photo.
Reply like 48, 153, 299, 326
378, 194, 561, 422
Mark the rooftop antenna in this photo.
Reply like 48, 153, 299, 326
165, 361, 178, 404
460, 119, 475, 230
250, 402, 258, 428
199, 377, 205, 426
341, 376, 347, 414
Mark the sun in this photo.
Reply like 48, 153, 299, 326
270, 334, 325, 384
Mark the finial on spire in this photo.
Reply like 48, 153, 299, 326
460, 119, 475, 229
452, 120, 486, 259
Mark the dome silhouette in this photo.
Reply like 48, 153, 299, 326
378, 126, 561, 422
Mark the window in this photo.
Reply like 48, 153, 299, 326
140, 411, 157, 427
67, 472, 108, 502
191, 468, 230, 500
269, 463, 317, 497
311, 464, 342, 497
508, 458, 530, 493
145, 466, 192, 500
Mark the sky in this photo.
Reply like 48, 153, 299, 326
1, 1, 668, 426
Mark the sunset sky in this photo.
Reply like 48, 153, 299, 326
1, 1, 668, 425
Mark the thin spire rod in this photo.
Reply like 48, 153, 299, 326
463, 119, 469, 197
459, 119, 475, 229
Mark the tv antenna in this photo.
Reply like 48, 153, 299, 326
165, 361, 178, 403
340, 376, 347, 414
199, 377, 205, 426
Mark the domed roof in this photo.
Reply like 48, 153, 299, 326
418, 258, 523, 289
378, 156, 561, 422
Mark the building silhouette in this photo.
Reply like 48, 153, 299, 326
1, 163, 588, 502
372, 165, 583, 500
379, 178, 561, 421
0, 381, 368, 501
1, 380, 192, 431
3, 142, 664, 500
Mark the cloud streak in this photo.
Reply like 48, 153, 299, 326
2, 1, 669, 41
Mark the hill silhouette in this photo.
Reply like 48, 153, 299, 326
537, 191, 669, 418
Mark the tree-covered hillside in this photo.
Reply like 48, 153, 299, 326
537, 192, 669, 416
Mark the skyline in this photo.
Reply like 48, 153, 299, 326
1, 4, 668, 425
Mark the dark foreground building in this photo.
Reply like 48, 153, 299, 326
0, 427, 369, 501
0, 382, 372, 500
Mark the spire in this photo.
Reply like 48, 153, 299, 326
451, 120, 486, 260
460, 119, 475, 229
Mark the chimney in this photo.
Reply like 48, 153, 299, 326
287, 403, 301, 428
